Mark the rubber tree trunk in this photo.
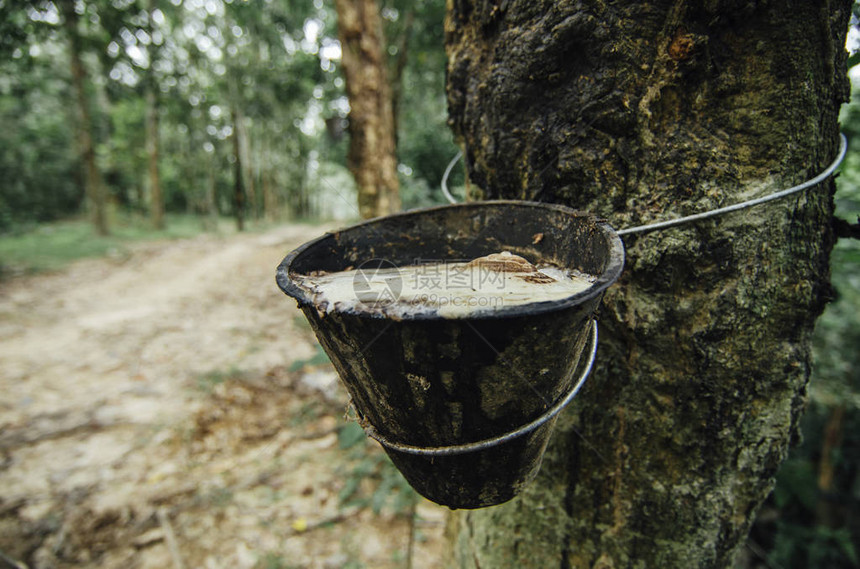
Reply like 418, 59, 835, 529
234, 104, 257, 219
231, 106, 245, 232
335, 0, 401, 219
444, 2, 849, 568
59, 0, 109, 236
262, 134, 277, 222
205, 153, 218, 231
390, 8, 415, 145
145, 85, 164, 230
145, 0, 164, 231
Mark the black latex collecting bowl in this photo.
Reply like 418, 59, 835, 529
276, 200, 625, 320
275, 200, 625, 509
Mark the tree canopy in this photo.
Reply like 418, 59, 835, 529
0, 0, 457, 232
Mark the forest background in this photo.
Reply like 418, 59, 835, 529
0, 1, 858, 567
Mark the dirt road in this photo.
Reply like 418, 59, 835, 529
0, 224, 445, 569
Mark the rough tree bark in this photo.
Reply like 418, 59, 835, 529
336, 0, 401, 219
59, 0, 109, 236
444, 1, 849, 568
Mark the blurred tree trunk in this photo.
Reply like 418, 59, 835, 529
145, 0, 164, 230
389, 8, 415, 145
261, 133, 277, 221
290, 173, 310, 218
204, 153, 218, 231
145, 85, 164, 230
234, 107, 257, 219
59, 0, 109, 236
816, 404, 846, 529
262, 170, 276, 221
231, 106, 245, 232
444, 1, 849, 568
335, 0, 401, 219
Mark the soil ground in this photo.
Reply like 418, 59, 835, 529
0, 223, 447, 569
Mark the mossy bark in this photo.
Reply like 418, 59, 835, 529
444, 1, 850, 567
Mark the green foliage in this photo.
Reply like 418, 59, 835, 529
288, 344, 332, 372
0, 40, 81, 231
1, 0, 354, 230
256, 552, 300, 569
287, 401, 322, 428
106, 96, 148, 210
0, 0, 455, 227
338, 422, 368, 451
0, 3, 33, 59
749, 399, 860, 569
336, 422, 418, 516
196, 367, 238, 394
769, 522, 859, 569
813, 238, 860, 398
772, 459, 819, 511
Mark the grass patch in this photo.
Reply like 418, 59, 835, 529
288, 344, 331, 372
196, 366, 247, 393
288, 401, 323, 427
256, 553, 301, 569
0, 213, 234, 276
